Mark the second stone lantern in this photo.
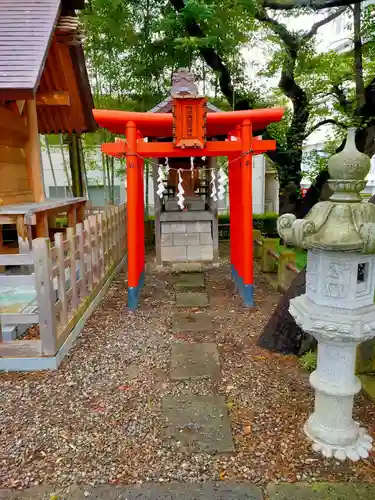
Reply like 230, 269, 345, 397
278, 128, 375, 461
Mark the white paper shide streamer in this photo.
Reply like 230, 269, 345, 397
157, 158, 170, 199
156, 164, 165, 199
190, 157, 194, 171
210, 169, 217, 202
164, 157, 170, 176
177, 169, 185, 209
217, 167, 228, 201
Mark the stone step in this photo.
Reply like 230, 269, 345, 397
171, 342, 220, 381
171, 312, 213, 333
162, 395, 235, 454
176, 292, 209, 308
267, 482, 375, 499
8, 482, 262, 499
173, 273, 205, 291
172, 262, 203, 273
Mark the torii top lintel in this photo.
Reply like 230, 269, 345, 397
93, 107, 284, 140
93, 68, 284, 158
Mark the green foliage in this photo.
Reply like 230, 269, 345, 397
302, 137, 342, 183
299, 350, 317, 372
217, 212, 279, 238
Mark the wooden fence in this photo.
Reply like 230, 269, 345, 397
0, 204, 126, 364
253, 229, 299, 292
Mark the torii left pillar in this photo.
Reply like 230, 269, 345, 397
126, 121, 145, 310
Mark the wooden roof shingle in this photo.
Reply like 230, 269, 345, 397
0, 0, 61, 98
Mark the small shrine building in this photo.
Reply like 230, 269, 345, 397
94, 70, 284, 310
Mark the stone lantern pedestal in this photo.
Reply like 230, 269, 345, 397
278, 128, 375, 461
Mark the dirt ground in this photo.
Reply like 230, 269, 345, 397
0, 250, 374, 491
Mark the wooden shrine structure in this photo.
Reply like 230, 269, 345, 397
94, 70, 284, 310
148, 88, 224, 264
0, 0, 96, 252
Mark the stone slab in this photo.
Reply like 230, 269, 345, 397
171, 342, 220, 380
162, 395, 235, 453
171, 312, 213, 333
173, 273, 205, 290
186, 221, 211, 233
267, 482, 375, 500
200, 232, 214, 245
172, 262, 203, 273
187, 245, 214, 262
175, 292, 209, 308
161, 246, 187, 262
161, 211, 213, 222
161, 222, 186, 234
173, 233, 200, 246
0, 482, 262, 499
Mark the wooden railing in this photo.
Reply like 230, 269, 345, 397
0, 204, 126, 360
253, 229, 300, 292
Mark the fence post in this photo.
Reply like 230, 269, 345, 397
67, 226, 78, 310
278, 250, 297, 292
253, 229, 262, 259
261, 238, 278, 273
76, 222, 87, 300
54, 232, 68, 327
84, 219, 93, 292
89, 214, 100, 285
33, 238, 57, 356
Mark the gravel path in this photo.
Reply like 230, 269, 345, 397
1, 256, 375, 491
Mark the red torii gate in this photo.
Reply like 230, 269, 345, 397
94, 101, 283, 310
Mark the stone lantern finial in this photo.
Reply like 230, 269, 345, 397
277, 127, 375, 462
278, 128, 375, 253
328, 128, 370, 202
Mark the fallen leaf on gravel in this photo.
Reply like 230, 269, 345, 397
243, 425, 252, 436
219, 471, 226, 480
226, 401, 234, 410
118, 385, 131, 391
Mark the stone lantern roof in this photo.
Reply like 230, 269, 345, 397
278, 128, 375, 253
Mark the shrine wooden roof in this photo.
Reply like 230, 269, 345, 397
149, 96, 222, 114
0, 0, 96, 134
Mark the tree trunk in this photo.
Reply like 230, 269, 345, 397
257, 268, 316, 354
257, 166, 337, 354
68, 133, 85, 197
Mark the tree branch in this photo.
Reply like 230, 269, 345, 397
304, 7, 347, 40
332, 84, 351, 112
254, 9, 298, 49
304, 118, 347, 139
263, 0, 361, 11
169, 0, 236, 106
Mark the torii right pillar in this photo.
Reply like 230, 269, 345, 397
241, 119, 254, 306
229, 120, 254, 306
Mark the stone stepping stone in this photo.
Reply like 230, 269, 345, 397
171, 312, 213, 333
173, 273, 205, 291
172, 262, 203, 273
35, 483, 262, 499
267, 483, 375, 499
162, 395, 235, 454
171, 342, 220, 380
176, 292, 209, 308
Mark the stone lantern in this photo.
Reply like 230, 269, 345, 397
278, 128, 375, 461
